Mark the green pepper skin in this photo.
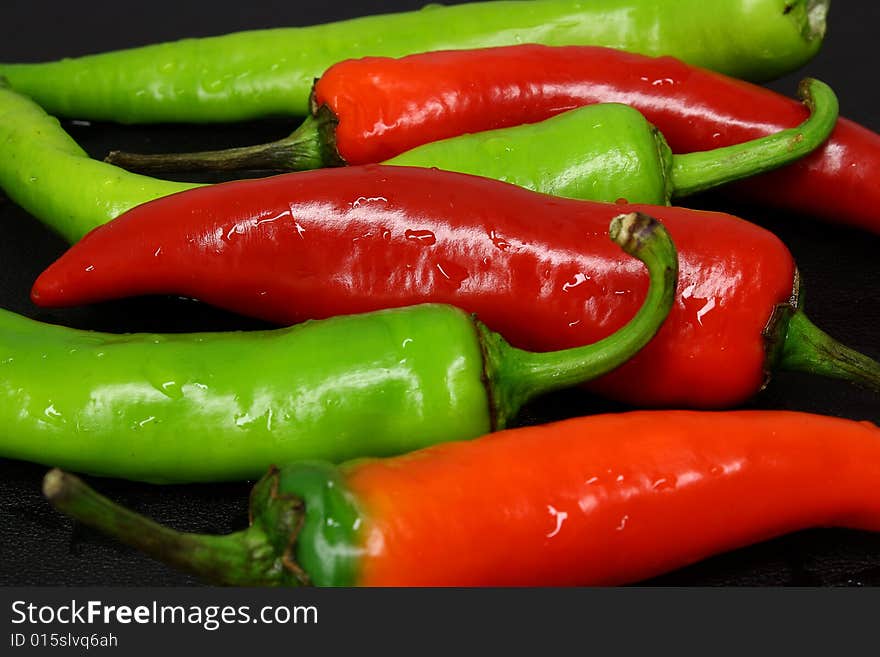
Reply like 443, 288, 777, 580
0, 305, 489, 483
0, 0, 827, 124
387, 103, 673, 205
245, 462, 368, 586
266, 463, 364, 587
0, 83, 198, 242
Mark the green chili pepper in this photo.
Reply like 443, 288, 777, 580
0, 80, 198, 243
0, 0, 828, 124
386, 78, 837, 205
0, 212, 677, 484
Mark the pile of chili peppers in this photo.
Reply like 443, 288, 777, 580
3, 0, 880, 587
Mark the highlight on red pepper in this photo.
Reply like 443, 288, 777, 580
43, 410, 880, 586
32, 165, 880, 409
5, 213, 676, 483
105, 43, 879, 234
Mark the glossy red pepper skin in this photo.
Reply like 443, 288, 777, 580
34, 165, 794, 409
348, 411, 880, 586
313, 45, 879, 233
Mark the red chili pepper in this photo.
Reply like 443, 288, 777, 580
316, 45, 880, 233
32, 166, 880, 409
43, 411, 880, 587
349, 410, 880, 586
109, 45, 876, 233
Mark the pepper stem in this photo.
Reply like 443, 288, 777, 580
42, 468, 289, 586
105, 107, 344, 173
481, 212, 678, 428
780, 311, 880, 391
669, 78, 838, 198
803, 0, 830, 41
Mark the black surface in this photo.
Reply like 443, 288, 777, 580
1, 1, 878, 587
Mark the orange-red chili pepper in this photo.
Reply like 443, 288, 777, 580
44, 411, 880, 586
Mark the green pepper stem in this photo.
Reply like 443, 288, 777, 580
105, 108, 343, 173
780, 311, 880, 392
42, 468, 286, 586
482, 212, 678, 428
669, 78, 838, 198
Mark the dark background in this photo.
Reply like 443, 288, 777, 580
1, 2, 878, 586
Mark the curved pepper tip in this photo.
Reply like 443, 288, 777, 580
32, 237, 121, 308
29, 272, 64, 307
